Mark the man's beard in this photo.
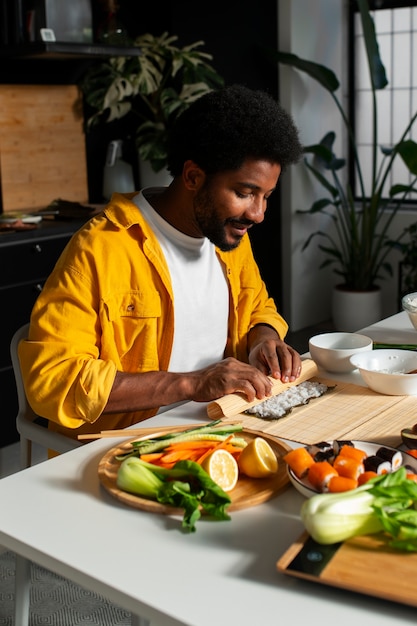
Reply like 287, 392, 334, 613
194, 185, 247, 252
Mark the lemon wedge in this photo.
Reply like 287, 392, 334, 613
201, 449, 239, 492
237, 437, 278, 478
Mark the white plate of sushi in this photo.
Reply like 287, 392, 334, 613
286, 440, 417, 498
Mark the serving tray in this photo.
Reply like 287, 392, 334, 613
98, 425, 292, 515
277, 531, 417, 608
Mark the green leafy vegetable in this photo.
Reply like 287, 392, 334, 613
117, 456, 231, 532
301, 467, 417, 551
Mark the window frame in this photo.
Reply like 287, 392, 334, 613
349, 0, 417, 205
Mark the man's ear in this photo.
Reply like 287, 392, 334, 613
182, 160, 206, 190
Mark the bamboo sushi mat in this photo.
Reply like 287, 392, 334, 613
207, 361, 417, 448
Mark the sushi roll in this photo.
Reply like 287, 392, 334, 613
283, 447, 315, 479
376, 446, 403, 470
333, 455, 364, 480
307, 461, 338, 492
307, 441, 333, 456
314, 448, 336, 463
358, 470, 378, 485
306, 441, 335, 462
338, 444, 367, 463
328, 475, 358, 493
364, 455, 391, 474
333, 440, 354, 455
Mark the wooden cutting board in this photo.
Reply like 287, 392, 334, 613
277, 531, 417, 607
98, 425, 292, 515
0, 85, 88, 211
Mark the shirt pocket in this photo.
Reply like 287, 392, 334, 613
104, 290, 162, 370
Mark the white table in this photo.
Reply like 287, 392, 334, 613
2, 311, 417, 626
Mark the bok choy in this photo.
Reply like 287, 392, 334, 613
301, 467, 417, 551
117, 456, 231, 533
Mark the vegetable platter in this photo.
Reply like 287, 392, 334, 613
98, 423, 291, 518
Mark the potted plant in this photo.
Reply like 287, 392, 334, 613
393, 221, 417, 305
79, 32, 224, 178
268, 0, 417, 330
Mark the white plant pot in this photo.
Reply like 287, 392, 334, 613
138, 159, 172, 188
332, 285, 382, 332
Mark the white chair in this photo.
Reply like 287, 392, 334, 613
10, 323, 82, 469
10, 325, 149, 626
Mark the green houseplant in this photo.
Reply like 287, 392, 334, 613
268, 0, 417, 327
79, 32, 224, 174
394, 221, 417, 303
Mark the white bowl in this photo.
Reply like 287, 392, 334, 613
308, 332, 373, 373
402, 292, 417, 330
287, 441, 417, 498
350, 349, 417, 395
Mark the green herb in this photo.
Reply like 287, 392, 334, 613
373, 343, 417, 351
301, 467, 417, 551
117, 456, 231, 532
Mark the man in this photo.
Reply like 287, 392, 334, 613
19, 84, 303, 440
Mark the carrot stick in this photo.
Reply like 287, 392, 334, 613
158, 450, 198, 464
139, 452, 165, 463
196, 435, 235, 465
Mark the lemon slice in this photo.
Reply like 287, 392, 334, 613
237, 437, 278, 478
201, 449, 239, 492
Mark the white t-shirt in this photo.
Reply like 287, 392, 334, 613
134, 190, 229, 372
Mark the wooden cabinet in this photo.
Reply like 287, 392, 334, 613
0, 221, 83, 447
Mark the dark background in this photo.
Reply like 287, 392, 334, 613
0, 0, 284, 308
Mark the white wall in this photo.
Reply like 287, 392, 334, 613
278, 0, 417, 331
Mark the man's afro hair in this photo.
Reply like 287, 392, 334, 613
166, 84, 303, 176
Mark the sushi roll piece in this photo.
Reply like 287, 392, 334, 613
358, 470, 378, 485
306, 441, 333, 456
364, 455, 391, 474
306, 442, 335, 462
307, 461, 338, 492
283, 447, 315, 479
314, 448, 336, 463
338, 444, 368, 463
333, 455, 364, 480
333, 440, 354, 455
406, 471, 417, 483
376, 446, 403, 470
328, 475, 358, 493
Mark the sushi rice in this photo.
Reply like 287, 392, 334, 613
245, 381, 330, 419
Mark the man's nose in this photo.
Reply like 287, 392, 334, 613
245, 197, 266, 224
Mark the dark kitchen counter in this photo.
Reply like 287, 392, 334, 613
0, 207, 105, 246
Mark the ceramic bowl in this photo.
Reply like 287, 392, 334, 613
308, 332, 373, 373
287, 441, 417, 498
402, 292, 417, 330
350, 349, 417, 395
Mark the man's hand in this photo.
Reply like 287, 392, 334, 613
106, 326, 302, 414
188, 357, 274, 403
247, 324, 302, 382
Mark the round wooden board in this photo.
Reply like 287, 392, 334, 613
98, 426, 292, 515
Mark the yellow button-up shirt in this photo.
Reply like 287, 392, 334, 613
19, 193, 288, 439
